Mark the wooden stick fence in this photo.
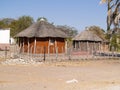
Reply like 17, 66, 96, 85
3, 44, 120, 62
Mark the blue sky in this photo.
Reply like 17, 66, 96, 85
0, 0, 107, 32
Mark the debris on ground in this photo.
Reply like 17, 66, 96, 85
1, 58, 43, 65
66, 79, 78, 84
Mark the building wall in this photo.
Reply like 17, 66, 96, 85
100, 42, 109, 52
19, 37, 65, 54
56, 38, 65, 53
36, 38, 49, 53
0, 29, 10, 44
73, 41, 102, 53
0, 29, 10, 50
73, 41, 109, 54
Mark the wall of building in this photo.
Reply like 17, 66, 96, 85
73, 41, 110, 54
73, 41, 102, 53
0, 29, 10, 50
19, 37, 65, 54
56, 38, 65, 53
0, 29, 10, 44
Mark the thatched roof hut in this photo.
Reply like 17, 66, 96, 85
16, 20, 68, 54
73, 30, 102, 41
73, 30, 108, 53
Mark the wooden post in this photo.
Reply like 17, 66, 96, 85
28, 38, 30, 55
43, 46, 46, 61
68, 47, 71, 60
48, 38, 50, 55
5, 46, 7, 60
80, 42, 82, 51
30, 46, 33, 59
19, 38, 21, 53
55, 39, 57, 53
87, 41, 89, 52
55, 47, 58, 60
98, 42, 99, 51
98, 42, 100, 51
104, 42, 106, 53
92, 42, 95, 58
23, 38, 24, 53
75, 41, 76, 50
34, 37, 36, 54
65, 39, 67, 54
93, 42, 95, 53
84, 42, 86, 51
17, 38, 19, 53
78, 41, 81, 50
87, 41, 89, 57
55, 39, 57, 47
53, 39, 57, 53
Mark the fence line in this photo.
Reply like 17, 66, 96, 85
1, 44, 120, 62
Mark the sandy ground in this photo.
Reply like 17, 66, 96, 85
0, 60, 120, 90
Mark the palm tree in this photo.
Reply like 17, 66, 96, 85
100, 0, 120, 51
100, 0, 120, 32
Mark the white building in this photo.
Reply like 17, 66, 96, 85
0, 29, 10, 50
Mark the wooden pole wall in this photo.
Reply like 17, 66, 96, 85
23, 38, 24, 53
34, 37, 36, 54
48, 38, 50, 55
27, 38, 30, 54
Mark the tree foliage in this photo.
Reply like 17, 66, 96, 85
0, 16, 34, 37
10, 16, 34, 37
0, 21, 6, 29
100, 0, 120, 32
110, 34, 120, 51
87, 26, 106, 40
57, 25, 78, 38
100, 0, 120, 51
0, 18, 14, 29
57, 25, 78, 48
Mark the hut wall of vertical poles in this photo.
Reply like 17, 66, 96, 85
73, 30, 109, 54
18, 37, 65, 54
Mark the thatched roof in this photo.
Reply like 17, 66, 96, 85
16, 20, 68, 38
73, 30, 103, 42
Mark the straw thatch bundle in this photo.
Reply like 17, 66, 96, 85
16, 20, 68, 38
73, 30, 102, 42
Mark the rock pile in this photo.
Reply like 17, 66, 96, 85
1, 58, 43, 65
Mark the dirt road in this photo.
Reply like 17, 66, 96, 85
0, 60, 120, 90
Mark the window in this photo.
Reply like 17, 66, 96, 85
50, 39, 55, 45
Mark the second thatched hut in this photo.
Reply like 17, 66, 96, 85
73, 30, 109, 54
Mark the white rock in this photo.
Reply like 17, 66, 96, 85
66, 79, 78, 84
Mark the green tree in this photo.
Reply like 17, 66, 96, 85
0, 18, 14, 29
10, 20, 19, 37
110, 34, 119, 51
100, 0, 120, 51
57, 25, 78, 48
88, 26, 106, 40
100, 0, 120, 32
10, 16, 34, 37
0, 21, 6, 29
57, 25, 78, 38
